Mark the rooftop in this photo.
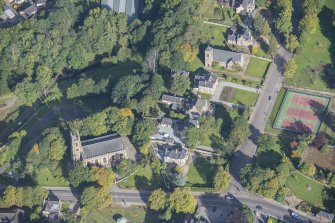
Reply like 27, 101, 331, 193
0, 208, 24, 223
161, 117, 174, 126
101, 0, 139, 21
44, 200, 61, 214
81, 133, 125, 159
171, 69, 190, 78
161, 94, 185, 104
165, 146, 188, 160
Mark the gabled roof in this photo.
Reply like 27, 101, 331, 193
161, 94, 185, 104
44, 200, 61, 214
23, 4, 37, 16
0, 208, 24, 223
101, 0, 139, 21
237, 28, 252, 42
171, 69, 190, 78
197, 73, 217, 89
81, 133, 125, 159
161, 117, 173, 126
212, 48, 243, 63
165, 147, 188, 160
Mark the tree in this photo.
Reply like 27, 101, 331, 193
214, 166, 232, 192
300, 162, 316, 177
91, 167, 115, 188
173, 173, 188, 187
3, 186, 47, 208
274, 0, 293, 35
258, 134, 276, 152
3, 186, 23, 206
179, 43, 198, 62
168, 187, 197, 214
284, 59, 297, 79
68, 163, 91, 187
132, 119, 157, 147
111, 75, 144, 103
285, 34, 299, 53
144, 48, 160, 73
149, 189, 167, 211
170, 75, 191, 96
228, 116, 250, 147
81, 187, 111, 210
253, 14, 271, 36
268, 35, 277, 57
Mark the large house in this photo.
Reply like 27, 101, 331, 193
236, 0, 255, 14
171, 69, 190, 79
188, 98, 210, 115
161, 94, 185, 110
42, 199, 61, 223
164, 146, 189, 166
205, 46, 244, 70
101, 0, 139, 22
193, 73, 218, 94
71, 132, 127, 166
0, 208, 25, 223
227, 28, 253, 47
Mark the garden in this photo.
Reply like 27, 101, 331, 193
187, 157, 217, 190
220, 86, 259, 106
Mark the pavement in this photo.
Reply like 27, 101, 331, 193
230, 45, 291, 181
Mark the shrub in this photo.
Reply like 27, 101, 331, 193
320, 145, 329, 153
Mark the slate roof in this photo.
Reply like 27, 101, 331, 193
101, 0, 139, 21
81, 133, 125, 159
212, 48, 243, 63
237, 28, 252, 42
23, 4, 37, 16
195, 98, 208, 110
44, 200, 60, 214
3, 5, 16, 19
161, 117, 173, 126
316, 211, 334, 221
0, 209, 24, 223
171, 69, 190, 78
241, 0, 255, 7
161, 94, 185, 104
198, 73, 217, 89
165, 147, 188, 160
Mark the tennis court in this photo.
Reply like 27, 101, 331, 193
273, 90, 331, 133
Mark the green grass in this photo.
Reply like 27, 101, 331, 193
36, 168, 69, 187
286, 172, 325, 207
199, 92, 212, 100
265, 88, 287, 135
285, 0, 335, 92
86, 205, 185, 223
201, 24, 228, 46
233, 89, 259, 106
118, 166, 161, 190
245, 57, 270, 79
187, 157, 216, 188
188, 56, 204, 72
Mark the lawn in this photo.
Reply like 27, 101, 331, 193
118, 166, 161, 190
245, 57, 270, 79
220, 87, 259, 106
86, 205, 185, 223
286, 172, 325, 207
200, 24, 228, 47
188, 56, 204, 72
285, 0, 335, 92
36, 168, 69, 187
187, 157, 216, 188
265, 88, 287, 134
233, 89, 259, 106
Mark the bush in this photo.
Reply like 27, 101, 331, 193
320, 145, 329, 153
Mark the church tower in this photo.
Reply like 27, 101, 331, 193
205, 46, 214, 68
71, 130, 82, 163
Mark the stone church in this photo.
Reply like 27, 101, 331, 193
71, 131, 127, 166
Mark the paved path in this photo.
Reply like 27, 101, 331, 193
249, 54, 274, 62
203, 21, 232, 28
230, 46, 292, 181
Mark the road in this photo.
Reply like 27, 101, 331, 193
45, 187, 323, 223
230, 46, 291, 180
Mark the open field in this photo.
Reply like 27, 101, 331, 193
286, 172, 325, 207
220, 87, 259, 106
187, 157, 216, 188
245, 57, 270, 79
118, 166, 161, 190
273, 90, 330, 134
285, 0, 335, 92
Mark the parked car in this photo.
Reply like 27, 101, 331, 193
291, 212, 300, 219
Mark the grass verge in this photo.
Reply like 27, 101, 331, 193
118, 166, 161, 190
187, 157, 216, 188
245, 57, 270, 79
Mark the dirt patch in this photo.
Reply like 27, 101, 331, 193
303, 147, 335, 171
0, 96, 17, 111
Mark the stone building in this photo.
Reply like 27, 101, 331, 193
71, 131, 127, 166
236, 0, 255, 14
205, 46, 244, 70
193, 73, 218, 94
228, 28, 253, 47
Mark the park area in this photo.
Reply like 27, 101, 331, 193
286, 172, 325, 207
187, 157, 216, 190
220, 87, 259, 106
273, 90, 330, 134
